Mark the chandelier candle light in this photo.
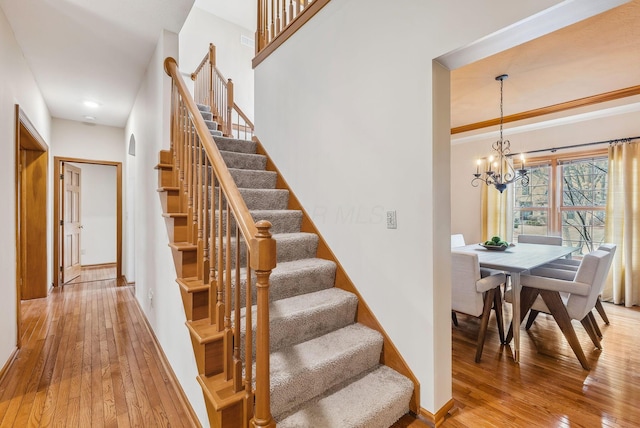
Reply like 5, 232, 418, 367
471, 74, 529, 193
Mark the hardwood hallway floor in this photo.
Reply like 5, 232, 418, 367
0, 275, 196, 427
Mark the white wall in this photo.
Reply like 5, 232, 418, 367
0, 5, 51, 370
180, 7, 255, 120
125, 29, 207, 425
51, 118, 125, 163
253, 0, 572, 414
451, 101, 640, 244
67, 163, 117, 266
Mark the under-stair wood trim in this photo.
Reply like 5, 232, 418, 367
52, 157, 123, 288
177, 277, 210, 321
254, 137, 421, 413
419, 399, 455, 428
253, 0, 332, 68
128, 288, 203, 428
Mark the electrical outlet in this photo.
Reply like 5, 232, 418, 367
386, 211, 397, 229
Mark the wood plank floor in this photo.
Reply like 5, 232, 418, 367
446, 301, 640, 427
0, 272, 195, 428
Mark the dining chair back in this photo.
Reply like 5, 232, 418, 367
451, 234, 466, 248
451, 251, 506, 362
517, 234, 562, 246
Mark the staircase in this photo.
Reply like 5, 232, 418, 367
161, 56, 418, 427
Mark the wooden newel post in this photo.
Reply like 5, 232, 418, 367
226, 79, 234, 137
250, 220, 276, 428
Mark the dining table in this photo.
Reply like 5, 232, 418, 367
456, 242, 580, 363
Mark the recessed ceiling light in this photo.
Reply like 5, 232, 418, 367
83, 115, 96, 121
83, 100, 100, 108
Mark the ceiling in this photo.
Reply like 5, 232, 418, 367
1, 0, 195, 127
194, 0, 256, 32
1, 0, 637, 131
451, 0, 640, 132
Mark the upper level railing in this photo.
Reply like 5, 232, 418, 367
253, 0, 332, 67
165, 57, 276, 428
192, 44, 255, 141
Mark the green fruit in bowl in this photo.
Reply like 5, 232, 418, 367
485, 240, 494, 246
491, 236, 501, 244
498, 240, 508, 247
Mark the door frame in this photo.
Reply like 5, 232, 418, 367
15, 105, 48, 348
53, 157, 123, 287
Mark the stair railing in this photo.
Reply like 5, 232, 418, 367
165, 57, 276, 428
254, 0, 332, 66
191, 44, 255, 141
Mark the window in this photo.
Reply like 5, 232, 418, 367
512, 151, 608, 255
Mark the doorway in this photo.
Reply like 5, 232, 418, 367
15, 105, 49, 347
53, 157, 123, 288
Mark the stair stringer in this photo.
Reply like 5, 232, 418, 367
254, 138, 421, 414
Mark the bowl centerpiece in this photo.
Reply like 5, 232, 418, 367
479, 236, 510, 251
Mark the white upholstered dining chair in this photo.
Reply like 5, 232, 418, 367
517, 234, 563, 246
451, 251, 507, 362
533, 243, 616, 325
506, 249, 613, 369
451, 234, 466, 248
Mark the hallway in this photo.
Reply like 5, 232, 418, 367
0, 275, 197, 427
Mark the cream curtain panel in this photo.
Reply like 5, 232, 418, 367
481, 184, 512, 242
603, 141, 640, 307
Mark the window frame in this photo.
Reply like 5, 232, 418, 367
513, 148, 608, 247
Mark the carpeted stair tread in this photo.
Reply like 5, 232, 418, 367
219, 150, 267, 170
277, 365, 414, 428
204, 119, 219, 131
213, 136, 257, 154
215, 232, 319, 266
215, 209, 303, 235
215, 187, 289, 210
266, 323, 384, 419
240, 288, 358, 357
233, 258, 337, 305
229, 168, 277, 189
200, 110, 213, 121
196, 104, 210, 112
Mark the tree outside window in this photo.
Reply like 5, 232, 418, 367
512, 152, 608, 255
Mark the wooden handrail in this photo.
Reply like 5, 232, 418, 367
233, 103, 255, 130
191, 44, 256, 140
164, 56, 275, 427
166, 57, 257, 241
253, 0, 332, 68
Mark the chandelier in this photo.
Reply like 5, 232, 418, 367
471, 74, 528, 193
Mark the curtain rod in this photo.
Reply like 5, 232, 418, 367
507, 136, 640, 157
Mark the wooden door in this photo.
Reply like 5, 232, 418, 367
62, 163, 82, 283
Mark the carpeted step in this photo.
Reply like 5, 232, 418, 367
220, 150, 267, 170
215, 188, 289, 210
210, 129, 223, 137
200, 110, 213, 121
215, 232, 319, 268
240, 288, 358, 359
196, 104, 210, 112
204, 119, 219, 131
229, 168, 277, 189
277, 365, 414, 428
213, 136, 257, 154
265, 323, 384, 419
233, 258, 337, 305
215, 209, 303, 235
